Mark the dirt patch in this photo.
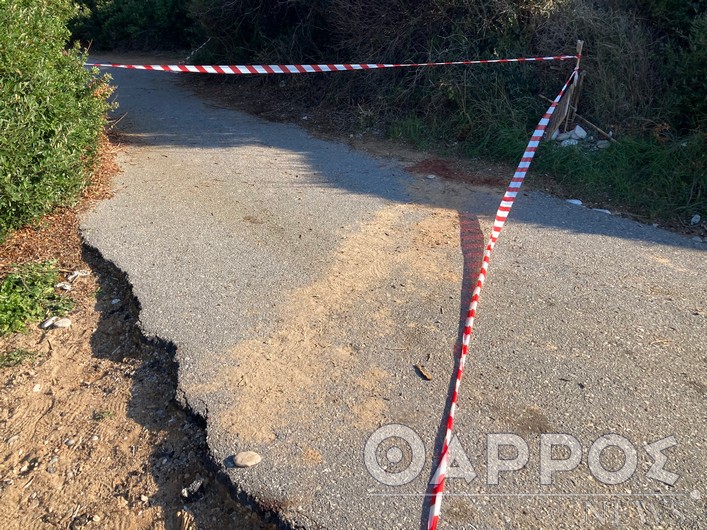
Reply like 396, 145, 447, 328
210, 203, 463, 446
0, 138, 273, 530
407, 158, 509, 188
214, 205, 406, 443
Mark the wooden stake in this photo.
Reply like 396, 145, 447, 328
575, 40, 584, 69
539, 95, 618, 143
564, 40, 585, 130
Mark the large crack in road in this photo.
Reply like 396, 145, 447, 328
82, 58, 706, 529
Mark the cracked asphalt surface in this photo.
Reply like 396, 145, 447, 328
82, 59, 705, 529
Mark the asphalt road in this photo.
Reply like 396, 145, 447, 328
82, 60, 706, 529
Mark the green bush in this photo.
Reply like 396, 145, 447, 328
0, 261, 74, 336
72, 0, 200, 50
671, 13, 707, 130
0, 0, 111, 240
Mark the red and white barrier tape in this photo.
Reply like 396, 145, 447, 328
86, 55, 578, 74
426, 68, 579, 530
90, 46, 580, 527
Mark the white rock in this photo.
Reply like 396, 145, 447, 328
560, 139, 579, 147
111, 299, 121, 305
551, 130, 559, 141
691, 214, 701, 225
571, 125, 588, 140
39, 317, 58, 329
234, 451, 262, 468
53, 318, 72, 329
566, 199, 583, 206
592, 208, 611, 215
140, 495, 149, 503
67, 270, 90, 283
32, 384, 42, 393
55, 282, 72, 291
596, 140, 611, 149
556, 132, 572, 141
426, 174, 436, 180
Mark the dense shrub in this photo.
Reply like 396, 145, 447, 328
72, 0, 707, 220
189, 0, 705, 131
71, 0, 200, 50
0, 0, 111, 240
670, 13, 707, 130
188, 0, 328, 61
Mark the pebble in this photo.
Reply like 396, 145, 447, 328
140, 495, 149, 503
92, 515, 101, 523
426, 174, 436, 180
53, 318, 72, 329
570, 125, 588, 140
111, 299, 121, 305
67, 270, 90, 283
7, 435, 19, 445
90, 435, 99, 442
560, 139, 579, 147
64, 438, 75, 446
596, 140, 611, 149
592, 208, 611, 215
181, 478, 205, 499
566, 199, 583, 206
556, 132, 572, 141
234, 451, 262, 468
39, 317, 57, 330
691, 214, 701, 225
32, 384, 42, 393
47, 456, 58, 474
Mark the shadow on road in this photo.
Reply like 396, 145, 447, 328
92, 63, 705, 529
84, 246, 275, 530
104, 67, 704, 254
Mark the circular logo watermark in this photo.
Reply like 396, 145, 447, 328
364, 424, 425, 486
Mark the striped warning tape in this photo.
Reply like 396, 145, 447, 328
86, 55, 578, 74
426, 67, 579, 530
90, 46, 581, 528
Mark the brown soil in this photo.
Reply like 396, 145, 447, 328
0, 136, 274, 530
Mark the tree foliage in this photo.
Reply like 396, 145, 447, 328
72, 0, 199, 50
